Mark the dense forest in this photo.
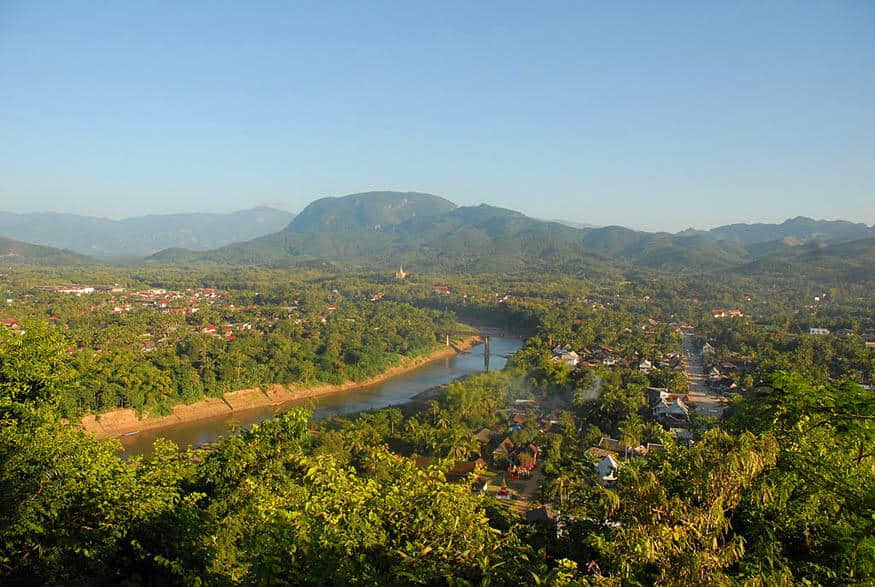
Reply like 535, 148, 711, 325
1, 264, 873, 584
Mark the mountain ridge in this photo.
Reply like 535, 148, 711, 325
9, 191, 871, 277
146, 191, 875, 277
0, 207, 295, 258
0, 236, 95, 265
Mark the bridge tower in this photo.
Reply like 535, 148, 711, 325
484, 335, 490, 372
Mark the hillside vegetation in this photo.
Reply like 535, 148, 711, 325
149, 192, 875, 279
0, 236, 94, 265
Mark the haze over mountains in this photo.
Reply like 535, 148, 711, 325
148, 191, 874, 278
2, 191, 873, 278
0, 207, 295, 258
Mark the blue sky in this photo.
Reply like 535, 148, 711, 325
1, 1, 873, 231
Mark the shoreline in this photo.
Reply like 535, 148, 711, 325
80, 335, 480, 440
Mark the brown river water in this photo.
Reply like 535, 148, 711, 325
120, 336, 523, 457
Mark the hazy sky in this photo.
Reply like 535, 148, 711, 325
1, 2, 873, 231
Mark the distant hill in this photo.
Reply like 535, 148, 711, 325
0, 236, 94, 265
0, 207, 295, 258
548, 219, 601, 230
680, 216, 874, 246
734, 237, 875, 281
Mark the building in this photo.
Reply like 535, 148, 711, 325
713, 309, 743, 319
809, 327, 830, 335
595, 455, 620, 485
56, 286, 94, 295
394, 265, 407, 280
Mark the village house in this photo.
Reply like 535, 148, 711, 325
809, 327, 830, 335
493, 437, 515, 461
507, 412, 526, 431
554, 350, 580, 367
646, 387, 691, 425
653, 396, 690, 425
595, 455, 620, 486
702, 342, 716, 355
445, 458, 487, 482
713, 309, 743, 319
432, 285, 451, 295
413, 457, 487, 483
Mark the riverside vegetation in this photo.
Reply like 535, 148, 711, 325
0, 264, 873, 585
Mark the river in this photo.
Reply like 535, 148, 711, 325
120, 336, 523, 457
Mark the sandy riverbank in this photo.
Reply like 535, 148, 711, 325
80, 336, 480, 440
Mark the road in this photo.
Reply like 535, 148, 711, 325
682, 333, 726, 419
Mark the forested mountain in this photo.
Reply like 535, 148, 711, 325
0, 236, 94, 265
680, 216, 875, 245
0, 207, 295, 258
286, 191, 456, 233
734, 237, 875, 281
103, 191, 872, 278
152, 200, 606, 272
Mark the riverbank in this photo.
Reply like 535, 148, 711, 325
80, 335, 480, 440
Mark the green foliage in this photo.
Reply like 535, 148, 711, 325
1, 263, 873, 584
0, 321, 78, 421
0, 421, 189, 583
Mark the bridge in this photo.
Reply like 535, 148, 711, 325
444, 328, 520, 371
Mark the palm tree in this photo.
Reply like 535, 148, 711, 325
618, 415, 645, 458
385, 407, 403, 436
444, 427, 480, 461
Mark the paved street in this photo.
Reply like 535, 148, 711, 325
682, 333, 726, 419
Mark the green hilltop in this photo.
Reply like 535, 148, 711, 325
19, 190, 861, 280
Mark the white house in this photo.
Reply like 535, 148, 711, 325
56, 286, 94, 295
702, 342, 716, 355
556, 351, 580, 367
809, 327, 830, 336
595, 455, 620, 485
